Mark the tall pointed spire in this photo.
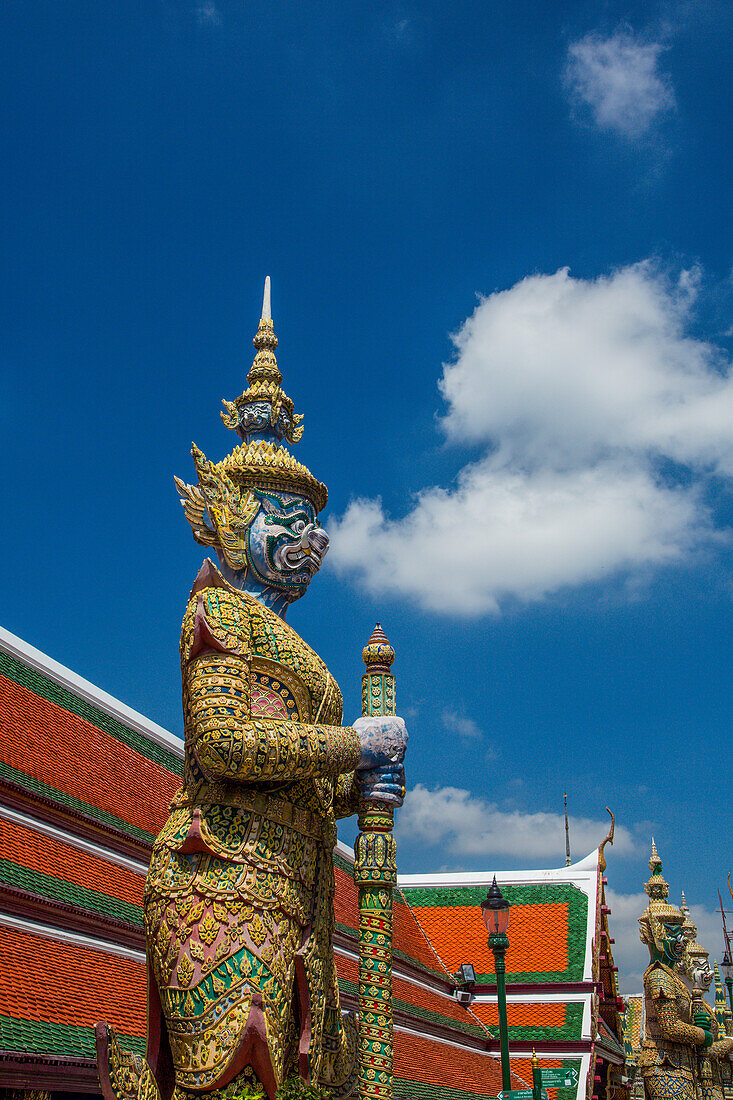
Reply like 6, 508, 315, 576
649, 838, 660, 872
714, 962, 728, 1024
564, 792, 571, 867
219, 278, 306, 450
680, 891, 696, 941
261, 274, 271, 321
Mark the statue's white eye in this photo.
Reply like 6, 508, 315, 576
293, 519, 306, 534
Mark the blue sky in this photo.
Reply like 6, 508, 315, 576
2, 0, 732, 988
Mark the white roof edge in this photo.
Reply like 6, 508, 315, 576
335, 838, 355, 863
0, 624, 184, 757
0, 909, 146, 963
398, 846, 600, 888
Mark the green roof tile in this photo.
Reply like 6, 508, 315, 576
0, 1013, 145, 1060
0, 858, 143, 927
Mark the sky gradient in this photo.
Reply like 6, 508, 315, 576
2, 0, 732, 989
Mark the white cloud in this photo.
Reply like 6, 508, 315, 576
443, 709, 483, 740
565, 29, 675, 137
396, 783, 636, 862
330, 263, 732, 615
606, 887, 724, 993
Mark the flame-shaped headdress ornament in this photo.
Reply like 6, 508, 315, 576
175, 279, 328, 570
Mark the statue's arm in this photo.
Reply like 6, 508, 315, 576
646, 972, 706, 1046
182, 590, 360, 783
655, 997, 706, 1045
187, 651, 359, 782
709, 1037, 733, 1058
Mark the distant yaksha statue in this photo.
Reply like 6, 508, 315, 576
676, 896, 733, 1100
638, 842, 713, 1100
97, 280, 407, 1100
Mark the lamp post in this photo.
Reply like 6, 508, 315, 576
721, 953, 733, 1014
481, 876, 512, 1093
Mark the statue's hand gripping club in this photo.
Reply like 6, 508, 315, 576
353, 715, 407, 807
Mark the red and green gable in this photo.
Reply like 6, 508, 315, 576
401, 882, 590, 984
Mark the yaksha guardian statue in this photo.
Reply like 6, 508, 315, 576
638, 843, 714, 1100
676, 896, 733, 1100
97, 279, 407, 1100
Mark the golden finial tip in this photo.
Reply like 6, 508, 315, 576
363, 623, 395, 672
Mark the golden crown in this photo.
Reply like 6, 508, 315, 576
639, 840, 684, 947
175, 279, 328, 562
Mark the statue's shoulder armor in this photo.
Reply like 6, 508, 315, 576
181, 559, 251, 662
645, 961, 684, 1001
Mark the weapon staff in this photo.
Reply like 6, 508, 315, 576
354, 624, 398, 1100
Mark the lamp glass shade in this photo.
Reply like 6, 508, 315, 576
458, 963, 476, 985
482, 902, 511, 935
721, 953, 733, 982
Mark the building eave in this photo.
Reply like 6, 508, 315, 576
0, 625, 183, 756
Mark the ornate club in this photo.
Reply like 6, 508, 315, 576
354, 624, 398, 1100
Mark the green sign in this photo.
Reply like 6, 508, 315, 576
498, 1091, 548, 1100
540, 1068, 579, 1088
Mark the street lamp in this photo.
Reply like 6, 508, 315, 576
481, 876, 512, 1093
454, 963, 477, 1007
721, 952, 733, 1013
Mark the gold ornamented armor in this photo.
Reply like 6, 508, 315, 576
142, 561, 361, 1098
639, 961, 703, 1100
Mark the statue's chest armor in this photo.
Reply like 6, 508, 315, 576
247, 599, 343, 727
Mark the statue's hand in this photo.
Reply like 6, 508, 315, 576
357, 762, 406, 806
353, 715, 408, 771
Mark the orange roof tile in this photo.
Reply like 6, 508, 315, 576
472, 1002, 567, 1030
0, 673, 180, 838
394, 890, 451, 977
0, 924, 146, 1039
335, 952, 489, 1036
394, 1030, 514, 1092
0, 816, 145, 908
409, 902, 569, 978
